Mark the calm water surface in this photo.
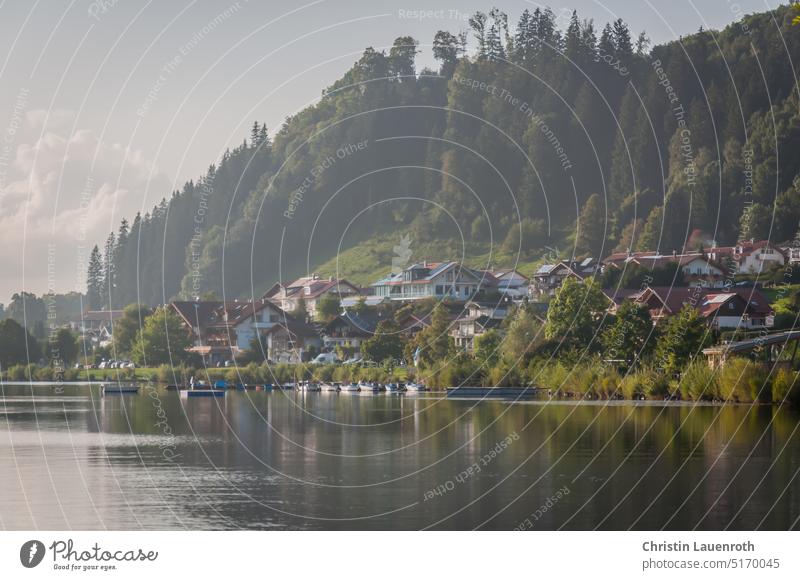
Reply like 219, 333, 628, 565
1, 383, 799, 530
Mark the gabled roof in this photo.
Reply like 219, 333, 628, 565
371, 261, 489, 286
323, 310, 382, 336
262, 318, 320, 339
171, 299, 284, 332
708, 240, 787, 261
633, 286, 772, 318
78, 309, 125, 322
263, 277, 359, 300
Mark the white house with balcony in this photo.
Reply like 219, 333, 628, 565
706, 240, 786, 274
371, 261, 490, 301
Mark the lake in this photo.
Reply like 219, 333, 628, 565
1, 383, 799, 530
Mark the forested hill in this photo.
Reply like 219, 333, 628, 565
88, 5, 800, 308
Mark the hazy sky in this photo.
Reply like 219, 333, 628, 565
0, 0, 778, 302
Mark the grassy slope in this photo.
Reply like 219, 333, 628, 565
311, 233, 551, 287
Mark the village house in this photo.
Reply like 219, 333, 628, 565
531, 258, 596, 297
622, 286, 774, 330
320, 311, 382, 358
706, 240, 787, 274
262, 274, 360, 318
601, 251, 725, 286
371, 261, 493, 301
171, 299, 301, 364
259, 319, 322, 363
69, 309, 124, 333
483, 268, 530, 299
451, 300, 511, 351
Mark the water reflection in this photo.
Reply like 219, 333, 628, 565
0, 384, 798, 530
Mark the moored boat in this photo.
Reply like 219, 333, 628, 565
323, 382, 341, 391
358, 381, 380, 392
339, 382, 360, 392
384, 383, 400, 393
405, 383, 427, 392
181, 389, 225, 398
102, 383, 140, 394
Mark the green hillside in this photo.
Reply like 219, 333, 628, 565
88, 5, 800, 307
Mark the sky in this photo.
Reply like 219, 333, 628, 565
0, 0, 779, 303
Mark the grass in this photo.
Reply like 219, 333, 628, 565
312, 232, 551, 286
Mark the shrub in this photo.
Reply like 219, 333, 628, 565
536, 361, 571, 393
486, 361, 519, 388
637, 367, 670, 399
718, 358, 768, 403
619, 372, 646, 399
679, 360, 718, 401
596, 367, 621, 399
771, 368, 800, 406
156, 364, 176, 384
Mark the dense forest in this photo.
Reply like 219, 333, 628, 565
87, 4, 800, 308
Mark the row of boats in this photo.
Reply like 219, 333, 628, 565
298, 381, 427, 393
163, 380, 428, 395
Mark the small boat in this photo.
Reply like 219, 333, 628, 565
102, 383, 139, 394
213, 380, 228, 390
303, 382, 322, 392
358, 381, 380, 392
405, 383, 427, 392
181, 389, 225, 398
322, 382, 341, 392
339, 382, 360, 392
384, 383, 400, 393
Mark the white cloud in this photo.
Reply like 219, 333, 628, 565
0, 110, 171, 302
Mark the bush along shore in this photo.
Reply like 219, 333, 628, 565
4, 358, 800, 407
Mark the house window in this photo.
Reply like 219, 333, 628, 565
436, 285, 443, 295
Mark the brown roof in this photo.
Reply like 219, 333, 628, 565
262, 318, 320, 339
171, 300, 282, 332
635, 286, 772, 318
707, 240, 787, 262
79, 309, 124, 322
263, 277, 359, 300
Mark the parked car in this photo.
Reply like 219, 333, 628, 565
343, 356, 362, 365
312, 352, 340, 364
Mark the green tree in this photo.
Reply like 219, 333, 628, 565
86, 245, 103, 310
576, 193, 606, 254
413, 303, 453, 368
113, 303, 153, 357
600, 301, 653, 368
6, 292, 46, 338
51, 328, 79, 366
432, 30, 463, 76
0, 318, 41, 368
545, 278, 608, 349
738, 203, 771, 241
361, 320, 404, 363
131, 307, 193, 366
502, 306, 543, 362
653, 304, 711, 375
474, 328, 503, 366
316, 294, 341, 322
